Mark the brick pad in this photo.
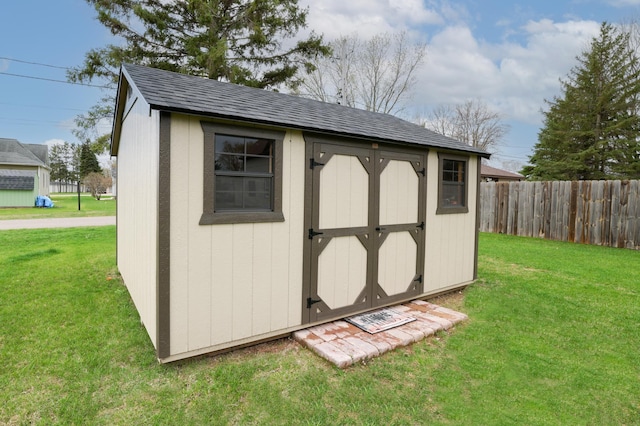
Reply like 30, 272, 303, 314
293, 300, 467, 368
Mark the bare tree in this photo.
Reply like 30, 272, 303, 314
297, 31, 426, 115
422, 99, 509, 152
83, 172, 113, 200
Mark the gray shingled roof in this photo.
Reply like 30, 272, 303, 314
25, 143, 49, 166
119, 63, 489, 157
0, 169, 36, 190
0, 138, 48, 167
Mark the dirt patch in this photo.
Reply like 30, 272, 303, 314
427, 290, 466, 312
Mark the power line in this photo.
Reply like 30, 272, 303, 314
0, 56, 70, 70
0, 71, 110, 89
0, 101, 87, 112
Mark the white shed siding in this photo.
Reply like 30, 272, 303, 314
424, 151, 478, 291
169, 114, 305, 356
117, 99, 159, 347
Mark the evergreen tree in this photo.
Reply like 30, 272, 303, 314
49, 142, 80, 184
68, 0, 330, 152
523, 23, 640, 180
80, 143, 101, 179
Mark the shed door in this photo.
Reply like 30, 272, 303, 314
305, 141, 426, 323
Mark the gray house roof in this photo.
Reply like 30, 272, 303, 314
113, 63, 489, 158
0, 138, 48, 168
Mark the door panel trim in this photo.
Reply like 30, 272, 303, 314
302, 133, 428, 324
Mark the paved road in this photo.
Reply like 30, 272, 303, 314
0, 216, 116, 230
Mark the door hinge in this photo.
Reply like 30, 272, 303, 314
307, 297, 322, 308
414, 275, 423, 284
308, 228, 324, 239
419, 167, 426, 176
417, 221, 425, 230
310, 158, 325, 169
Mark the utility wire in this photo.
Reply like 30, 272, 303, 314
0, 56, 71, 70
0, 101, 87, 112
0, 71, 110, 89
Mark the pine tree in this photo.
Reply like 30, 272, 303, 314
80, 143, 101, 179
68, 0, 330, 152
524, 22, 640, 180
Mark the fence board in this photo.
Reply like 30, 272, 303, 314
480, 180, 640, 250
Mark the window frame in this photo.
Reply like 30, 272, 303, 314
436, 153, 469, 215
200, 122, 285, 225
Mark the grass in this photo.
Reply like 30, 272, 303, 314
0, 193, 115, 219
0, 229, 638, 425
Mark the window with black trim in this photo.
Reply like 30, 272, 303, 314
437, 154, 469, 214
200, 122, 285, 224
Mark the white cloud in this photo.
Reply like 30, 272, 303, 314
413, 19, 601, 124
296, 1, 607, 162
43, 138, 66, 148
300, 0, 440, 39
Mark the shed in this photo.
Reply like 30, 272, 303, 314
0, 138, 50, 207
111, 64, 490, 363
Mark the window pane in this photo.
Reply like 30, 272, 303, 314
442, 182, 465, 207
245, 156, 271, 173
246, 138, 272, 156
216, 135, 245, 154
243, 177, 272, 210
215, 154, 244, 171
215, 176, 244, 210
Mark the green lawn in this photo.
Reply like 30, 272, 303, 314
0, 193, 115, 219
0, 230, 638, 425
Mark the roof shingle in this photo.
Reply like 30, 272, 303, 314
0, 138, 48, 167
119, 63, 489, 157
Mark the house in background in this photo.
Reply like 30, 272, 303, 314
111, 64, 489, 363
481, 164, 523, 182
0, 138, 50, 207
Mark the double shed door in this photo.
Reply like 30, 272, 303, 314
304, 137, 427, 323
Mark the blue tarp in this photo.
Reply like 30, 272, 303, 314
35, 195, 54, 208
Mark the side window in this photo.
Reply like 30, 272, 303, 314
437, 153, 469, 214
200, 122, 285, 224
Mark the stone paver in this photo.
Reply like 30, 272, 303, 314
293, 300, 467, 368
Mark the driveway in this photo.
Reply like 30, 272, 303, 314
0, 216, 116, 230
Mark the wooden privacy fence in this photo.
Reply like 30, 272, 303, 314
479, 180, 640, 250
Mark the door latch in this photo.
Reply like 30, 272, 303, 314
307, 297, 322, 308
308, 228, 324, 239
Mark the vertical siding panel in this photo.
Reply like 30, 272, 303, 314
350, 157, 369, 226
319, 156, 337, 228
231, 224, 254, 340
185, 118, 212, 351
270, 221, 290, 331
270, 137, 292, 331
169, 115, 190, 354
286, 133, 305, 327
211, 225, 234, 345
252, 226, 273, 336
117, 102, 159, 348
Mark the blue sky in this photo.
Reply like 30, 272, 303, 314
1, 0, 639, 170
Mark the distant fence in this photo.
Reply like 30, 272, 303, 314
479, 180, 640, 250
50, 181, 84, 193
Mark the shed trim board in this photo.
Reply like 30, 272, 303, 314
111, 64, 489, 362
157, 111, 171, 359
